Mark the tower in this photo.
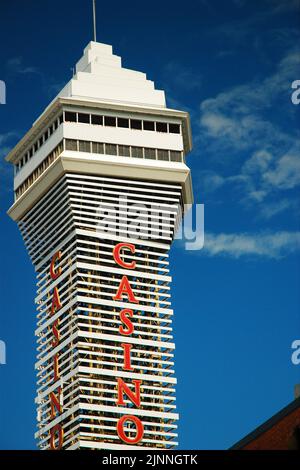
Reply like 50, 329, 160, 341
6, 42, 193, 450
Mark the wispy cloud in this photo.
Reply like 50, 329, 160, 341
4, 56, 65, 99
196, 47, 300, 219
199, 49, 299, 149
164, 61, 202, 92
200, 231, 300, 259
0, 131, 19, 165
6, 57, 41, 76
0, 132, 18, 157
231, 0, 300, 13
267, 0, 300, 14
259, 199, 297, 220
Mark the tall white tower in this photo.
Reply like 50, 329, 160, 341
6, 42, 193, 450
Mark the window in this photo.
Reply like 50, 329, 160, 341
169, 123, 180, 134
44, 130, 48, 142
29, 148, 33, 158
144, 148, 156, 159
105, 144, 117, 155
65, 111, 77, 122
104, 116, 116, 127
131, 147, 143, 158
91, 114, 103, 125
34, 142, 38, 152
92, 142, 104, 154
39, 137, 43, 147
78, 113, 90, 124
118, 118, 129, 128
65, 139, 78, 151
157, 149, 169, 161
143, 121, 155, 131
59, 114, 63, 124
118, 145, 130, 157
131, 119, 142, 130
78, 140, 91, 152
170, 151, 182, 162
53, 120, 58, 130
49, 126, 53, 136
156, 122, 168, 133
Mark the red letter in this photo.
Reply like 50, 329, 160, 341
113, 276, 138, 303
53, 353, 59, 381
121, 343, 134, 371
52, 319, 60, 347
50, 251, 62, 280
113, 243, 136, 269
50, 387, 62, 418
117, 415, 144, 444
119, 309, 134, 336
117, 378, 141, 407
51, 287, 62, 315
50, 424, 64, 450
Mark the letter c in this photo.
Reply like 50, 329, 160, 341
113, 243, 136, 269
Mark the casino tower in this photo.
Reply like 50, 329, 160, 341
6, 42, 193, 450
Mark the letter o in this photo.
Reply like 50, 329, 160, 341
50, 423, 64, 450
117, 415, 144, 444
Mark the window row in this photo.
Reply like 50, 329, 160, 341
65, 139, 183, 163
64, 111, 181, 135
15, 114, 63, 174
15, 111, 181, 175
15, 142, 64, 200
15, 139, 183, 200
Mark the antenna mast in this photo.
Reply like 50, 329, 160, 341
92, 0, 97, 42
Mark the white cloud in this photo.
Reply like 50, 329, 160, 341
264, 153, 300, 190
196, 47, 300, 218
6, 57, 40, 76
268, 0, 300, 14
201, 231, 300, 259
259, 199, 296, 219
164, 61, 202, 92
199, 49, 300, 151
0, 132, 16, 145
242, 149, 273, 174
198, 170, 225, 193
0, 132, 19, 173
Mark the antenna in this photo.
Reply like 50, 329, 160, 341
92, 0, 97, 42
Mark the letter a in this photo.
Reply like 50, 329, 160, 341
51, 287, 62, 315
113, 276, 138, 303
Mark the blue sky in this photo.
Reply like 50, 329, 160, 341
0, 0, 300, 450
